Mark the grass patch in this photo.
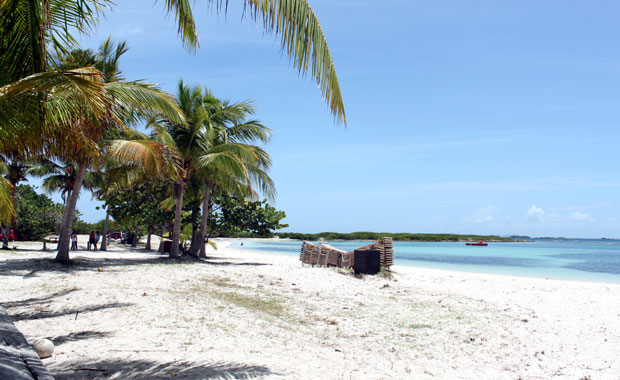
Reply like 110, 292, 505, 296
408, 323, 432, 329
377, 268, 395, 280
210, 290, 286, 317
203, 277, 245, 290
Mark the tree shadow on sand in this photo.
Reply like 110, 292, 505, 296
7, 302, 134, 322
0, 254, 270, 278
0, 256, 168, 277
51, 359, 278, 380
52, 330, 113, 346
0, 288, 79, 308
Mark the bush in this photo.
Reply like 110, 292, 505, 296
15, 185, 64, 240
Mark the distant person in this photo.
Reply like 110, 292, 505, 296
8, 229, 16, 242
88, 231, 95, 250
94, 231, 100, 250
71, 232, 78, 250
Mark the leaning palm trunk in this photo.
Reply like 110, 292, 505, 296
198, 184, 211, 258
56, 164, 87, 263
100, 207, 110, 251
170, 180, 186, 258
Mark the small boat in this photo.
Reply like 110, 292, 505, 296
466, 241, 488, 246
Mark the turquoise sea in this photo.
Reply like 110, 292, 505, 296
228, 239, 620, 283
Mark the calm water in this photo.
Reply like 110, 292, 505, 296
228, 239, 620, 283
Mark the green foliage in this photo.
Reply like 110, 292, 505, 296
14, 184, 100, 239
90, 217, 120, 232
107, 180, 174, 234
209, 193, 288, 238
15, 185, 64, 240
277, 231, 514, 242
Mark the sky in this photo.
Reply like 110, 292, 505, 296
36, 0, 620, 238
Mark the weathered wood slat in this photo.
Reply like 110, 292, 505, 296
300, 238, 393, 270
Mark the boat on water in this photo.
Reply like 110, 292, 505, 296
466, 241, 488, 246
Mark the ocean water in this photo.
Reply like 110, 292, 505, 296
228, 238, 620, 283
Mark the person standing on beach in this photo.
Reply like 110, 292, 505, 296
71, 233, 78, 250
94, 231, 100, 251
88, 231, 95, 250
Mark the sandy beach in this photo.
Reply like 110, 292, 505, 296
1, 239, 619, 380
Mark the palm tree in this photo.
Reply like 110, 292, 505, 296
89, 161, 139, 251
112, 81, 275, 259
44, 41, 186, 263
189, 92, 275, 257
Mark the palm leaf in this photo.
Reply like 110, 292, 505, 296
161, 0, 199, 51
0, 176, 15, 224
109, 139, 180, 177
242, 0, 345, 124
105, 81, 187, 127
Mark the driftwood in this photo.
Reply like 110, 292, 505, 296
300, 237, 394, 270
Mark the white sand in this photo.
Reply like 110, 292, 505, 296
1, 239, 619, 380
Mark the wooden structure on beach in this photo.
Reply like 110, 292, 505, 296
299, 237, 394, 270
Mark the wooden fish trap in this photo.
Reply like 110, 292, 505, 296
300, 237, 394, 271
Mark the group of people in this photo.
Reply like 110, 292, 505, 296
70, 231, 101, 251
0, 228, 17, 242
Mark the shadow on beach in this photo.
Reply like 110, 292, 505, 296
0, 253, 271, 278
0, 256, 169, 277
52, 330, 114, 346
0, 288, 79, 308
50, 359, 277, 380
6, 302, 134, 322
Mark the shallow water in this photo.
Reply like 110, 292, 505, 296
229, 238, 620, 283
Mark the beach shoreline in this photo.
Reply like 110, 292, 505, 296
1, 240, 619, 379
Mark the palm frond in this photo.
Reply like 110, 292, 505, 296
105, 81, 187, 126
243, 0, 345, 124
109, 139, 180, 177
0, 176, 15, 224
161, 0, 199, 51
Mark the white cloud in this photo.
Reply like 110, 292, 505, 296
526, 205, 560, 222
569, 212, 593, 222
526, 205, 545, 221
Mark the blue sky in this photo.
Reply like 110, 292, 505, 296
42, 0, 619, 238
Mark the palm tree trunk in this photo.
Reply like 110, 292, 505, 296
145, 224, 153, 250
100, 207, 110, 251
131, 226, 139, 247
2, 226, 10, 249
187, 225, 200, 256
158, 226, 165, 254
170, 180, 186, 258
57, 188, 72, 244
55, 163, 86, 264
198, 184, 211, 258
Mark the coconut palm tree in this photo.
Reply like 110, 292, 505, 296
188, 92, 275, 257
112, 81, 275, 258
42, 41, 186, 263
